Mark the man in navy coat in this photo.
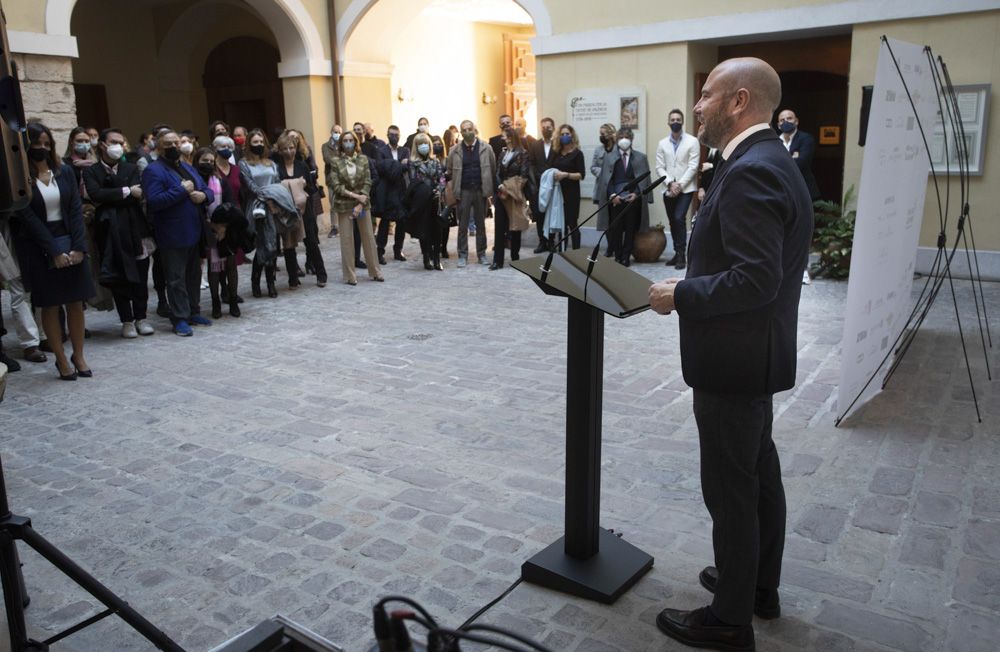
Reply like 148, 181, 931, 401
777, 109, 821, 201
142, 130, 214, 336
649, 57, 814, 652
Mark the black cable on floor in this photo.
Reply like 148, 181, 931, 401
458, 576, 524, 630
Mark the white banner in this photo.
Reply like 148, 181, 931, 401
566, 87, 646, 200
837, 38, 939, 422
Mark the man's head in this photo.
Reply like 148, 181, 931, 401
514, 117, 527, 136
777, 109, 799, 134
540, 117, 555, 141
156, 130, 181, 163
693, 57, 782, 149
460, 120, 477, 144
352, 122, 365, 140
99, 127, 126, 164
616, 127, 634, 151
387, 125, 400, 146
668, 109, 684, 135
364, 122, 375, 139
498, 114, 512, 132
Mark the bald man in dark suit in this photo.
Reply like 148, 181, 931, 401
649, 57, 814, 652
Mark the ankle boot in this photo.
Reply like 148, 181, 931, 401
284, 249, 301, 287
433, 254, 443, 271
251, 264, 263, 298
423, 253, 433, 270
229, 298, 241, 318
266, 267, 278, 298
208, 272, 222, 318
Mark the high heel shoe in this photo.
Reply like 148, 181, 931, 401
55, 361, 77, 381
70, 355, 92, 378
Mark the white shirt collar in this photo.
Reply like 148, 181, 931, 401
722, 123, 773, 160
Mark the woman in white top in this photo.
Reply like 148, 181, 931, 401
13, 123, 95, 380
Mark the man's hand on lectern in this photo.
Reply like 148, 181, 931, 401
649, 278, 682, 315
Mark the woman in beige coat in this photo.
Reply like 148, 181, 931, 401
328, 131, 383, 285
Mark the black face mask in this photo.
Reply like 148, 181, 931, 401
28, 148, 48, 162
433, 144, 444, 156
250, 144, 265, 156
388, 134, 400, 146
163, 147, 181, 162
197, 163, 215, 177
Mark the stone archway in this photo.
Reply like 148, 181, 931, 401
46, 0, 330, 76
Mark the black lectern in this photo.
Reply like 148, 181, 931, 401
511, 248, 654, 603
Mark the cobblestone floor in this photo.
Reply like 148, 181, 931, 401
1, 224, 998, 652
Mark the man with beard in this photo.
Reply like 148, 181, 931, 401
648, 57, 813, 651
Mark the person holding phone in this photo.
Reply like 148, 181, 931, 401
13, 123, 95, 380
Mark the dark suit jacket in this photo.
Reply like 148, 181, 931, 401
527, 139, 558, 217
785, 130, 821, 200
595, 148, 653, 231
488, 134, 506, 162
674, 129, 814, 395
14, 165, 87, 258
373, 143, 410, 218
83, 160, 152, 287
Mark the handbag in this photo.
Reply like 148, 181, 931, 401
444, 182, 457, 208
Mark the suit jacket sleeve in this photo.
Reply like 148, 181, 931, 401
674, 162, 786, 320
83, 165, 125, 205
793, 132, 816, 172
654, 140, 668, 182
59, 166, 88, 253
143, 164, 189, 210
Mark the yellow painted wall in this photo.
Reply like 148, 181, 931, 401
6, 1, 46, 33
342, 75, 392, 133
281, 75, 336, 159
844, 11, 1000, 252
475, 22, 535, 134
534, 0, 833, 35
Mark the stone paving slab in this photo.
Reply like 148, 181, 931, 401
1, 226, 998, 651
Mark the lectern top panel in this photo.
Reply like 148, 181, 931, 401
511, 249, 652, 318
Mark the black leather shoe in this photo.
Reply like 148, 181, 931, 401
656, 606, 754, 651
699, 567, 780, 620
665, 254, 679, 266
1, 352, 21, 373
355, 260, 367, 270
533, 241, 548, 254
675, 254, 687, 270
378, 254, 388, 266
393, 251, 406, 261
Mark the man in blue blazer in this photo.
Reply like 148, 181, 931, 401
141, 130, 214, 336
649, 58, 814, 652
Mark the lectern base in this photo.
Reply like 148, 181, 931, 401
521, 529, 653, 604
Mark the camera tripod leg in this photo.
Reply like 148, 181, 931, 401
0, 531, 42, 651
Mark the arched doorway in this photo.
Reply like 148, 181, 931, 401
339, 0, 540, 139
203, 37, 286, 137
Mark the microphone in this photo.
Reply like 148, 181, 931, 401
640, 176, 667, 196
540, 170, 651, 280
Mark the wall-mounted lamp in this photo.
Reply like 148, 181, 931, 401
481, 92, 498, 105
397, 88, 413, 103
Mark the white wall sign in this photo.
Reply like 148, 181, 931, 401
566, 87, 646, 200
838, 38, 939, 422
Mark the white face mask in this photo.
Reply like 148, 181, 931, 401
74, 142, 91, 155
618, 138, 631, 151
417, 143, 430, 156
179, 142, 194, 155
105, 144, 124, 160
418, 124, 428, 133
90, 137, 98, 148
330, 133, 340, 145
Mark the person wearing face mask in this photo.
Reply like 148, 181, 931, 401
430, 138, 453, 257
597, 127, 653, 266
232, 125, 248, 161
655, 109, 701, 270
13, 123, 96, 380
404, 117, 434, 151
83, 128, 155, 338
374, 125, 410, 265
142, 129, 215, 336
63, 126, 98, 188
514, 117, 535, 150
776, 109, 820, 201
136, 124, 172, 315
178, 131, 198, 167
446, 120, 496, 267
194, 146, 239, 317
528, 117, 559, 252
212, 135, 245, 313
329, 131, 383, 285
404, 133, 446, 270
239, 129, 283, 298
550, 124, 587, 249
322, 125, 343, 238
491, 127, 533, 270
591, 122, 618, 229
276, 128, 323, 278
488, 114, 513, 162
276, 134, 325, 288
84, 127, 100, 149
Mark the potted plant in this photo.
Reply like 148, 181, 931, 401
810, 185, 856, 279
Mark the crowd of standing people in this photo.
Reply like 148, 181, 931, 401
0, 105, 818, 380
